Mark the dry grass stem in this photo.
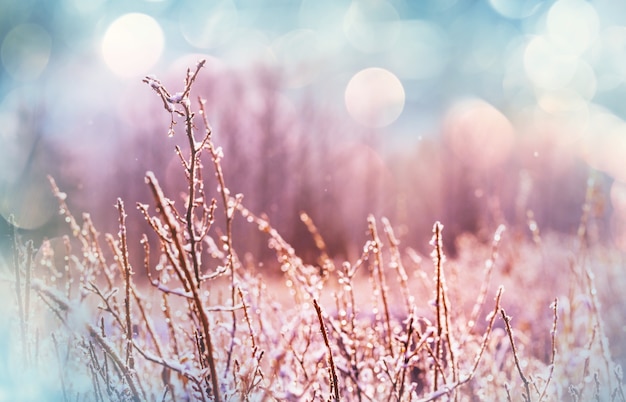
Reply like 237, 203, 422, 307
314, 298, 341, 401
501, 308, 532, 401
467, 224, 505, 336
367, 215, 394, 358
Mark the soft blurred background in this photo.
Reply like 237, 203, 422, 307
1, 0, 626, 261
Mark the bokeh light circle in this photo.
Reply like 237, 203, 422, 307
178, 0, 238, 49
489, 0, 543, 19
344, 68, 405, 128
579, 107, 626, 183
343, 1, 401, 53
546, 0, 599, 58
101, 13, 164, 77
1, 23, 51, 81
591, 26, 626, 91
0, 178, 55, 231
524, 35, 578, 90
443, 98, 515, 170
63, 0, 105, 15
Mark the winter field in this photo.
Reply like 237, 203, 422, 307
1, 60, 625, 401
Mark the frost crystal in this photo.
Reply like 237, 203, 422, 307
170, 92, 183, 103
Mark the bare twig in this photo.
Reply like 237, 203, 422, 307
24, 239, 34, 364
614, 366, 626, 402
144, 60, 221, 402
501, 308, 531, 402
467, 224, 505, 336
367, 215, 394, 358
397, 308, 415, 401
197, 96, 239, 376
9, 216, 27, 367
381, 217, 412, 317
466, 286, 504, 380
116, 199, 135, 371
238, 287, 257, 350
538, 298, 558, 402
431, 221, 456, 390
300, 211, 334, 274
418, 287, 503, 401
88, 323, 144, 402
314, 299, 340, 401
